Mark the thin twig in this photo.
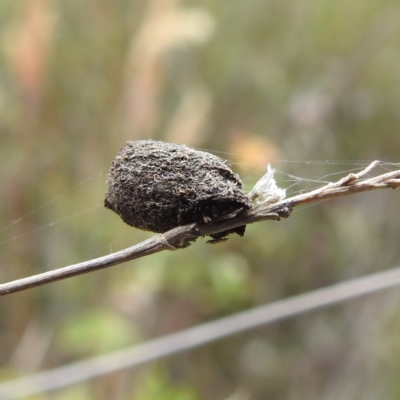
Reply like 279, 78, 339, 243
1, 263, 400, 399
0, 161, 399, 296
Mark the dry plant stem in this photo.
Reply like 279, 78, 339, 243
2, 263, 400, 398
1, 161, 399, 296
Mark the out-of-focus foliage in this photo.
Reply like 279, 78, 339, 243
1, 0, 400, 399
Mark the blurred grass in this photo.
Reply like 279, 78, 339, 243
1, 0, 400, 399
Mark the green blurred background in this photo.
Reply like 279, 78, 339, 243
1, 0, 400, 399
